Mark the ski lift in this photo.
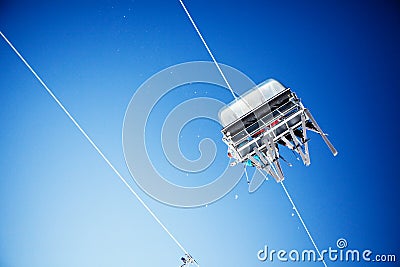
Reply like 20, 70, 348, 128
219, 79, 337, 187
179, 253, 197, 267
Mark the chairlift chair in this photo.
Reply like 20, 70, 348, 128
180, 254, 197, 267
218, 79, 337, 183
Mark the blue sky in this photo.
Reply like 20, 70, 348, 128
1, 0, 399, 266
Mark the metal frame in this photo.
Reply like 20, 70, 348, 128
221, 85, 337, 184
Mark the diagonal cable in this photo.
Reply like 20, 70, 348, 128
179, 0, 237, 101
0, 30, 192, 260
177, 2, 329, 266
281, 181, 328, 267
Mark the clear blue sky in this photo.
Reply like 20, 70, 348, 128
1, 0, 399, 266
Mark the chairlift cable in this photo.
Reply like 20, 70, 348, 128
280, 181, 328, 267
0, 31, 193, 263
178, 0, 238, 101
177, 2, 329, 266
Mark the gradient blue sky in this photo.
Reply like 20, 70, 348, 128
1, 1, 399, 266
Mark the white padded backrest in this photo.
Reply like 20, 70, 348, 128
218, 79, 286, 127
